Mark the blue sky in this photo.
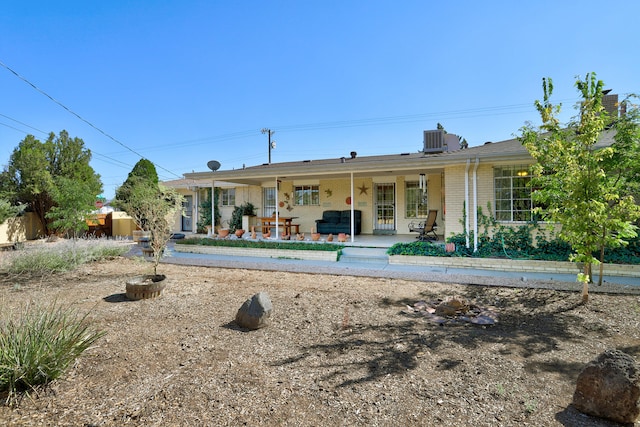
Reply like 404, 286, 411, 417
1, 1, 638, 199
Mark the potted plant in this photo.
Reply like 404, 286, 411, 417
229, 202, 257, 233
216, 219, 230, 238
115, 178, 183, 300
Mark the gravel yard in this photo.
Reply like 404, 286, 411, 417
1, 251, 640, 426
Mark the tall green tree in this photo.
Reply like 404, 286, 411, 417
113, 159, 159, 229
0, 131, 102, 235
520, 73, 640, 302
115, 158, 158, 199
46, 177, 97, 239
0, 199, 24, 225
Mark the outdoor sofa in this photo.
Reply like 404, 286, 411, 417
315, 210, 362, 235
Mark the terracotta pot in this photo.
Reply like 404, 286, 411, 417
125, 274, 167, 300
327, 233, 334, 242
218, 228, 230, 238
445, 242, 456, 253
311, 233, 321, 241
235, 229, 245, 238
338, 233, 347, 242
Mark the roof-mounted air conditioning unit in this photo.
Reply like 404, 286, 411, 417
423, 129, 445, 153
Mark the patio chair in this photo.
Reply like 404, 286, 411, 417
408, 210, 438, 241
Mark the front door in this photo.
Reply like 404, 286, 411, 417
374, 183, 396, 234
263, 187, 276, 217
182, 195, 193, 232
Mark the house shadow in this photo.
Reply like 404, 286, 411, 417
272, 286, 595, 389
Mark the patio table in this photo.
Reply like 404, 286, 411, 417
259, 216, 299, 235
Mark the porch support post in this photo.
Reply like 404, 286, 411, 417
350, 172, 354, 242
464, 159, 470, 249
194, 186, 199, 234
211, 180, 215, 235
274, 176, 279, 238
473, 158, 479, 252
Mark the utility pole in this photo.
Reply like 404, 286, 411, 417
261, 128, 275, 164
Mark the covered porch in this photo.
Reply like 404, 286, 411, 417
182, 152, 448, 244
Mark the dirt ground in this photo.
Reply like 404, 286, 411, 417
1, 251, 640, 426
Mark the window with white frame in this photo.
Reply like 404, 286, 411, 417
220, 188, 235, 206
293, 185, 319, 206
405, 181, 429, 218
494, 166, 533, 221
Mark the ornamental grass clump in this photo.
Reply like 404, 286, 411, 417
0, 302, 105, 406
0, 238, 129, 276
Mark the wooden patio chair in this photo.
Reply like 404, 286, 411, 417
408, 210, 438, 241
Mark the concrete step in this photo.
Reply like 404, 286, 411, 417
339, 247, 389, 264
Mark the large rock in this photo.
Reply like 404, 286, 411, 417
235, 292, 273, 330
573, 349, 640, 423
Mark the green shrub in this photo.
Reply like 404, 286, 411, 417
177, 237, 341, 252
603, 235, 640, 264
386, 241, 450, 257
0, 302, 105, 405
229, 202, 257, 232
390, 221, 637, 264
196, 188, 220, 233
1, 238, 129, 275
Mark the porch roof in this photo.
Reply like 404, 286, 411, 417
182, 130, 615, 185
161, 177, 240, 190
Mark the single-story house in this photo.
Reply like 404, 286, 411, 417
165, 124, 615, 248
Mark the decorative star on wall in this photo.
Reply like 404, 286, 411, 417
357, 183, 369, 195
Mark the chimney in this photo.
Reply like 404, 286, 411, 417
603, 92, 619, 120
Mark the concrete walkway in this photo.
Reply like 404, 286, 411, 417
128, 242, 640, 295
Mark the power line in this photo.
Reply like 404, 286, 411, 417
0, 59, 181, 179
129, 98, 580, 155
0, 113, 48, 135
0, 120, 31, 134
0, 111, 135, 172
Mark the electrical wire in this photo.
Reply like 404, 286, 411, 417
133, 97, 580, 156
0, 111, 135, 171
1, 59, 584, 179
0, 59, 181, 179
0, 113, 48, 135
